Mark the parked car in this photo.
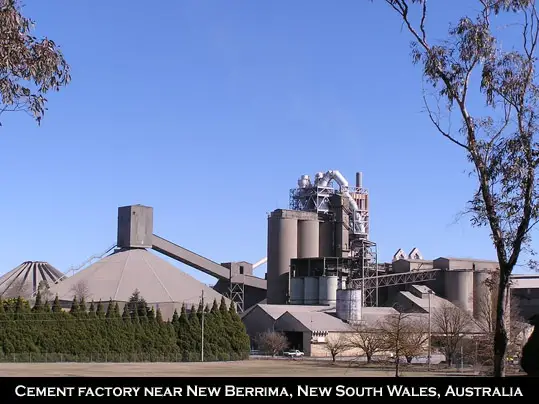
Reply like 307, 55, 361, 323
283, 349, 304, 357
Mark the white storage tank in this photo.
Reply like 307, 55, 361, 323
318, 276, 338, 305
290, 277, 305, 304
304, 277, 319, 305
336, 289, 362, 323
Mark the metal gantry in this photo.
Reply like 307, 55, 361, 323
349, 269, 440, 307
228, 280, 245, 313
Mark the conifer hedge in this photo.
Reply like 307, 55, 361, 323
0, 291, 250, 362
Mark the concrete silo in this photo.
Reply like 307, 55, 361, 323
319, 220, 334, 257
473, 270, 492, 320
444, 270, 474, 314
266, 210, 298, 304
297, 219, 320, 258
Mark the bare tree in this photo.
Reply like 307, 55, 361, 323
475, 273, 530, 362
378, 0, 539, 377
0, 0, 70, 126
70, 280, 91, 301
2, 279, 29, 299
37, 280, 53, 303
255, 330, 289, 357
432, 303, 474, 367
324, 333, 349, 363
401, 317, 429, 364
347, 323, 388, 363
380, 311, 419, 377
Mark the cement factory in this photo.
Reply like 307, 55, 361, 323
1, 169, 538, 356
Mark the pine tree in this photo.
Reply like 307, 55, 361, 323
156, 308, 164, 324
105, 299, 114, 318
228, 300, 250, 359
171, 309, 179, 327
122, 304, 131, 322
43, 300, 51, 313
96, 300, 105, 318
219, 297, 229, 318
69, 296, 80, 315
52, 295, 62, 313
113, 302, 121, 318
88, 301, 96, 318
79, 297, 87, 314
0, 298, 4, 314
32, 291, 43, 312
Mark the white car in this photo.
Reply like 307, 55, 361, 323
283, 349, 304, 357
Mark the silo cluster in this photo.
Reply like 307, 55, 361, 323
266, 209, 335, 304
443, 269, 492, 317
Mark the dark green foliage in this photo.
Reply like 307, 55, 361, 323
52, 296, 62, 313
0, 292, 250, 362
32, 292, 43, 312
521, 316, 539, 376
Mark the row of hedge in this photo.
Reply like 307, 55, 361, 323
0, 291, 250, 362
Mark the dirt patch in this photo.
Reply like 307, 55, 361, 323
0, 360, 441, 377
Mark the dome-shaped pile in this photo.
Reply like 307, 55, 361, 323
0, 261, 64, 299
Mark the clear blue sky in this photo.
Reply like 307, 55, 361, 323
0, 0, 533, 284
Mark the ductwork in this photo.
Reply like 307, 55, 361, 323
317, 170, 359, 212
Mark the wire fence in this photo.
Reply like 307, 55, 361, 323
0, 352, 248, 363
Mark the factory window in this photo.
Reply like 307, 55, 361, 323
239, 265, 244, 275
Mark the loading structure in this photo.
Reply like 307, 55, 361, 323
117, 205, 267, 312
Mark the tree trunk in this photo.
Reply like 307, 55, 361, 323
493, 269, 510, 377
395, 357, 400, 377
331, 353, 336, 363
366, 353, 372, 363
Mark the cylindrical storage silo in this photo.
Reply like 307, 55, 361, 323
304, 277, 319, 305
297, 219, 320, 258
473, 270, 492, 319
318, 276, 338, 305
267, 214, 298, 304
444, 270, 474, 314
336, 289, 362, 323
289, 277, 305, 305
319, 220, 334, 257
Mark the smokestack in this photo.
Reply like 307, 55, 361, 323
356, 172, 363, 189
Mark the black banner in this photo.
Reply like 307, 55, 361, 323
0, 377, 535, 402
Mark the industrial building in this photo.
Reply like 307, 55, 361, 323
1, 169, 538, 358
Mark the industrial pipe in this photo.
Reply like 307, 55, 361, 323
318, 170, 359, 212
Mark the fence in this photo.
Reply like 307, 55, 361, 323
0, 352, 248, 363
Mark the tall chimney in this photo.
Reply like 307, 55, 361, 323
356, 172, 363, 189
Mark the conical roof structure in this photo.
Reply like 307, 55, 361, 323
0, 261, 64, 299
47, 248, 227, 308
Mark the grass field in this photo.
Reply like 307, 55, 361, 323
0, 360, 456, 377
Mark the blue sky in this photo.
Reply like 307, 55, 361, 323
0, 0, 534, 284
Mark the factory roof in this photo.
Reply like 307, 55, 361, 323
241, 303, 335, 320
46, 248, 226, 305
275, 311, 353, 333
510, 274, 539, 289
0, 261, 64, 299
434, 257, 499, 263
397, 290, 452, 313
